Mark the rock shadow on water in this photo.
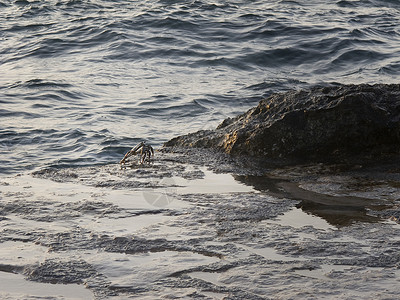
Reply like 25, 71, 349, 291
234, 173, 390, 227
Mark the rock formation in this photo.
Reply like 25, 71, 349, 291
165, 84, 400, 162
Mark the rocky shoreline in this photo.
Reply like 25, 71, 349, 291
162, 82, 400, 226
165, 83, 400, 164
2, 84, 400, 299
5, 150, 399, 299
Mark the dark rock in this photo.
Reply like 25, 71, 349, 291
165, 84, 400, 162
24, 259, 98, 284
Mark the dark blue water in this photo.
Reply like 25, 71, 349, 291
1, 0, 399, 174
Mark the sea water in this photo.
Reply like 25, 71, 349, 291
1, 0, 399, 174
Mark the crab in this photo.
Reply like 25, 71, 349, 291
120, 141, 154, 165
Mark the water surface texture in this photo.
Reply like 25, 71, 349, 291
1, 0, 399, 173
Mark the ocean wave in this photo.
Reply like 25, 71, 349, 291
10, 78, 72, 89
1, 0, 399, 173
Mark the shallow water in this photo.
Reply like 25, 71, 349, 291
0, 157, 399, 299
0, 270, 93, 300
1, 0, 400, 173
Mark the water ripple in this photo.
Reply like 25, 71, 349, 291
1, 0, 399, 173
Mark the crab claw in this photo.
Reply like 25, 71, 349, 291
119, 141, 145, 164
120, 150, 135, 164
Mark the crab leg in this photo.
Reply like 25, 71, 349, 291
120, 142, 144, 164
139, 146, 152, 164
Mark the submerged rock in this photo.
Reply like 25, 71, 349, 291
165, 84, 400, 162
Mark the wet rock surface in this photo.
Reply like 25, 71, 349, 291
165, 84, 400, 163
0, 151, 399, 299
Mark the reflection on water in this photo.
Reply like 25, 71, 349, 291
267, 207, 335, 231
173, 168, 254, 194
0, 270, 93, 300
234, 174, 383, 226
